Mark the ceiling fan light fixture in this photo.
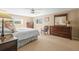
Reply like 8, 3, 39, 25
31, 9, 35, 14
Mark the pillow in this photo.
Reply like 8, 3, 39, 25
0, 28, 12, 33
4, 21, 16, 33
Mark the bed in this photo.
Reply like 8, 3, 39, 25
0, 28, 39, 48
13, 28, 39, 48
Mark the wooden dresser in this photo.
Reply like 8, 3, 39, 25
50, 26, 72, 39
26, 22, 34, 28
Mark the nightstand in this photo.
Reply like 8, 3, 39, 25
0, 35, 17, 51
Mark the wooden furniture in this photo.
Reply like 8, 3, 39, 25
50, 26, 72, 39
0, 40, 17, 51
0, 35, 17, 51
26, 22, 34, 28
50, 14, 72, 39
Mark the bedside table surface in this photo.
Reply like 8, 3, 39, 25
0, 36, 17, 44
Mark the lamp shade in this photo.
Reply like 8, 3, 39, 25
0, 11, 12, 19
0, 11, 12, 42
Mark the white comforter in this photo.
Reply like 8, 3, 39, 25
13, 28, 39, 40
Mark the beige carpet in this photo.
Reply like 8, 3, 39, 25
18, 35, 79, 51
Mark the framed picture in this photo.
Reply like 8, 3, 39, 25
36, 19, 42, 24
36, 17, 48, 24
54, 14, 68, 26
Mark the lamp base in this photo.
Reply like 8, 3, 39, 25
0, 36, 6, 42
0, 34, 13, 42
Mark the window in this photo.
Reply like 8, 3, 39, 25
13, 19, 23, 24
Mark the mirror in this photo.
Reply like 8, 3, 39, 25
54, 14, 68, 26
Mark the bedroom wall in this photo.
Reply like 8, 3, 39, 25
34, 9, 79, 40
0, 10, 34, 29
11, 14, 34, 29
35, 11, 72, 28
33, 9, 72, 34
34, 10, 72, 29
68, 9, 79, 40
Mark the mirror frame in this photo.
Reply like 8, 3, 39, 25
54, 14, 68, 26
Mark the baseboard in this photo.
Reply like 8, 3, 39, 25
72, 36, 79, 40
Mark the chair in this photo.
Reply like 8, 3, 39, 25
41, 26, 49, 35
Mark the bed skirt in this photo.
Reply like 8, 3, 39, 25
17, 36, 38, 48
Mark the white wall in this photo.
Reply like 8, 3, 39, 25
11, 15, 34, 29
34, 9, 79, 40
68, 9, 79, 40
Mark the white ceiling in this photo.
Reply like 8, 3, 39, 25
0, 8, 74, 17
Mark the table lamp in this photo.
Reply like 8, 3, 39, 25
0, 12, 12, 42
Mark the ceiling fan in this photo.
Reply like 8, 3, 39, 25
31, 8, 35, 14
30, 8, 41, 14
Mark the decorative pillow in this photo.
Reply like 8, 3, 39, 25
4, 21, 16, 33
